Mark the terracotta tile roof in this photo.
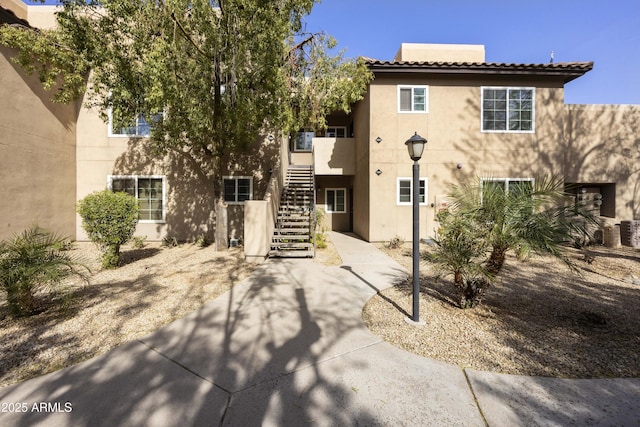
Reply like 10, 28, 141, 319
0, 5, 31, 28
365, 59, 594, 83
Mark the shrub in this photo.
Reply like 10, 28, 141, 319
195, 235, 210, 247
77, 190, 139, 268
131, 235, 147, 249
0, 226, 89, 316
428, 175, 597, 308
313, 232, 327, 249
385, 235, 405, 249
427, 210, 491, 308
162, 235, 178, 247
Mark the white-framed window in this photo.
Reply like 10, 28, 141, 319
294, 131, 314, 152
481, 87, 535, 132
223, 176, 253, 204
325, 126, 347, 138
108, 175, 166, 222
108, 110, 163, 137
481, 178, 534, 196
398, 85, 429, 113
397, 177, 428, 205
326, 188, 346, 213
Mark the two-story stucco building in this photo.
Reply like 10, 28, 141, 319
2, 0, 639, 261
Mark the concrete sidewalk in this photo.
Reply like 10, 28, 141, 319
0, 232, 639, 426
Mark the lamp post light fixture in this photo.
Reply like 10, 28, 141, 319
405, 132, 427, 325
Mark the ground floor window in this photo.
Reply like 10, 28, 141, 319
108, 175, 165, 222
326, 188, 346, 213
481, 178, 534, 196
223, 176, 253, 204
397, 178, 427, 205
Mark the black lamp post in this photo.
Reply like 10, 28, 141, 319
404, 132, 427, 324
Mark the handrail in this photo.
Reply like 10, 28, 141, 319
312, 146, 317, 258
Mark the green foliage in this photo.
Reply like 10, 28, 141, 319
0, 23, 88, 103
313, 232, 327, 249
1, 1, 372, 250
385, 235, 405, 249
195, 235, 210, 248
77, 190, 139, 268
429, 176, 596, 308
162, 235, 179, 248
7, 0, 372, 162
0, 226, 89, 317
427, 211, 491, 308
131, 235, 147, 249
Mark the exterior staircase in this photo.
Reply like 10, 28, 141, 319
269, 165, 315, 258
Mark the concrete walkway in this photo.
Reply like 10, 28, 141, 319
0, 232, 639, 426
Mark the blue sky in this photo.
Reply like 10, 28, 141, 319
25, 0, 639, 104
303, 0, 640, 105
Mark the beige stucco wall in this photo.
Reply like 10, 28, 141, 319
24, 5, 59, 29
313, 137, 355, 175
563, 104, 640, 220
316, 176, 352, 232
0, 0, 26, 19
0, 45, 79, 241
394, 43, 485, 62
75, 92, 280, 242
362, 73, 570, 242
352, 93, 371, 240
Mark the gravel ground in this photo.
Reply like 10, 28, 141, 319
0, 242, 256, 388
364, 242, 640, 379
2, 236, 638, 387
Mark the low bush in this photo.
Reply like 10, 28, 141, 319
77, 190, 139, 268
386, 235, 405, 249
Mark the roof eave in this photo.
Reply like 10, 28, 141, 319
367, 62, 594, 84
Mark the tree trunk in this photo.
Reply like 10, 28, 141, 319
458, 278, 490, 309
487, 246, 507, 276
214, 198, 228, 251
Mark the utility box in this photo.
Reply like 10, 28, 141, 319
603, 224, 621, 248
620, 220, 640, 248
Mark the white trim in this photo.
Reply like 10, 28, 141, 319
325, 126, 348, 138
325, 188, 347, 213
480, 86, 535, 133
397, 85, 429, 113
108, 109, 163, 138
223, 176, 253, 204
480, 177, 535, 195
107, 175, 167, 223
397, 177, 428, 206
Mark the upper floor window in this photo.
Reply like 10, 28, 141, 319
398, 85, 429, 113
108, 110, 163, 137
108, 175, 166, 222
482, 87, 534, 132
294, 131, 314, 152
325, 126, 347, 138
223, 176, 253, 204
397, 177, 428, 205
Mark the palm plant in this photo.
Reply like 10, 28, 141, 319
427, 210, 492, 308
0, 226, 89, 316
430, 175, 595, 308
